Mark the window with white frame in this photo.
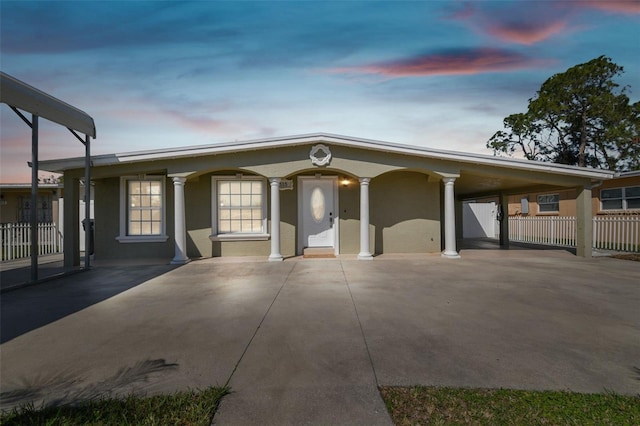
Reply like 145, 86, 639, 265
211, 176, 268, 240
601, 186, 640, 211
537, 193, 559, 213
117, 176, 167, 242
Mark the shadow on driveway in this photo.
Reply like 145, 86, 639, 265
1, 260, 179, 344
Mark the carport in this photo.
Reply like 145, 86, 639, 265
0, 71, 96, 281
452, 160, 613, 257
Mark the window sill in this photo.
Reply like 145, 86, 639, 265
597, 209, 639, 214
116, 235, 169, 243
209, 233, 270, 242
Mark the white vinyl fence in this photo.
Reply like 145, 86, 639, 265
593, 215, 640, 252
1, 223, 63, 261
509, 215, 640, 252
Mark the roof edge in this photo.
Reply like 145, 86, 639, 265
38, 132, 616, 179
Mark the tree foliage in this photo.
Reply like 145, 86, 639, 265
487, 56, 640, 171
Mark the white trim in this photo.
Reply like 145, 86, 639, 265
210, 175, 268, 240
116, 235, 169, 243
39, 133, 615, 180
309, 144, 332, 166
297, 175, 339, 256
210, 234, 270, 242
117, 175, 167, 243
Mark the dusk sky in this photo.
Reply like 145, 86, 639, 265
1, 1, 639, 182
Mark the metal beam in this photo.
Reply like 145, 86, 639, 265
31, 115, 39, 281
0, 72, 97, 283
84, 135, 91, 270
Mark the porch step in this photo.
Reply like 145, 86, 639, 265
303, 247, 336, 259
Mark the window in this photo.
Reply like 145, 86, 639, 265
601, 186, 640, 211
117, 176, 168, 243
537, 194, 559, 213
211, 176, 268, 240
19, 195, 53, 223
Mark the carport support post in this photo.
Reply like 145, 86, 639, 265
83, 134, 91, 270
30, 114, 39, 281
441, 177, 460, 258
171, 176, 190, 264
576, 184, 593, 258
358, 177, 373, 260
499, 192, 509, 249
63, 175, 81, 267
268, 178, 283, 261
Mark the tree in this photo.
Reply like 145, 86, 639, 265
487, 56, 640, 171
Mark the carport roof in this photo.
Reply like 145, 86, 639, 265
0, 71, 96, 138
39, 132, 614, 181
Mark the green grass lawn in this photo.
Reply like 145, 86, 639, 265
380, 386, 640, 425
0, 386, 229, 426
3, 385, 638, 425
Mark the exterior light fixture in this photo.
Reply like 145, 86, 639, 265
341, 178, 350, 187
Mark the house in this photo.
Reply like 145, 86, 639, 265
38, 133, 615, 266
0, 183, 63, 225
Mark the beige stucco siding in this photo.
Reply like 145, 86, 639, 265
184, 175, 213, 258
338, 178, 361, 254
508, 190, 577, 217
370, 171, 441, 254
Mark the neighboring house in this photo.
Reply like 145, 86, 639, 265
0, 182, 94, 260
0, 183, 62, 225
38, 133, 614, 266
463, 171, 639, 252
506, 171, 640, 217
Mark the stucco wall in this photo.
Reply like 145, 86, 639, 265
184, 175, 213, 258
370, 171, 441, 254
184, 172, 297, 258
508, 190, 576, 216
338, 178, 361, 254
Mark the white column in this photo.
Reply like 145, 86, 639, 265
358, 177, 373, 260
269, 177, 283, 261
171, 176, 190, 265
442, 177, 461, 258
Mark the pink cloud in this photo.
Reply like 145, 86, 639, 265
445, 1, 573, 45
449, 0, 638, 45
577, 0, 640, 14
484, 20, 569, 45
328, 49, 550, 78
0, 132, 80, 182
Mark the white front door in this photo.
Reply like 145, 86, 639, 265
301, 178, 336, 248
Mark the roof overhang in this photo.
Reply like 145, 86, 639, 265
38, 132, 615, 181
0, 71, 96, 138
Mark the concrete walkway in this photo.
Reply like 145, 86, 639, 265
1, 251, 639, 424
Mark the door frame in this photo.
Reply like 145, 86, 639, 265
297, 175, 340, 256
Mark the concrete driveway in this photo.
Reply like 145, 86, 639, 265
1, 250, 639, 424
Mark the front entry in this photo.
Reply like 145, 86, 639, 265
299, 177, 338, 253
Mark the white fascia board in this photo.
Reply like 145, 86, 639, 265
0, 72, 96, 138
38, 132, 616, 180
0, 183, 62, 190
